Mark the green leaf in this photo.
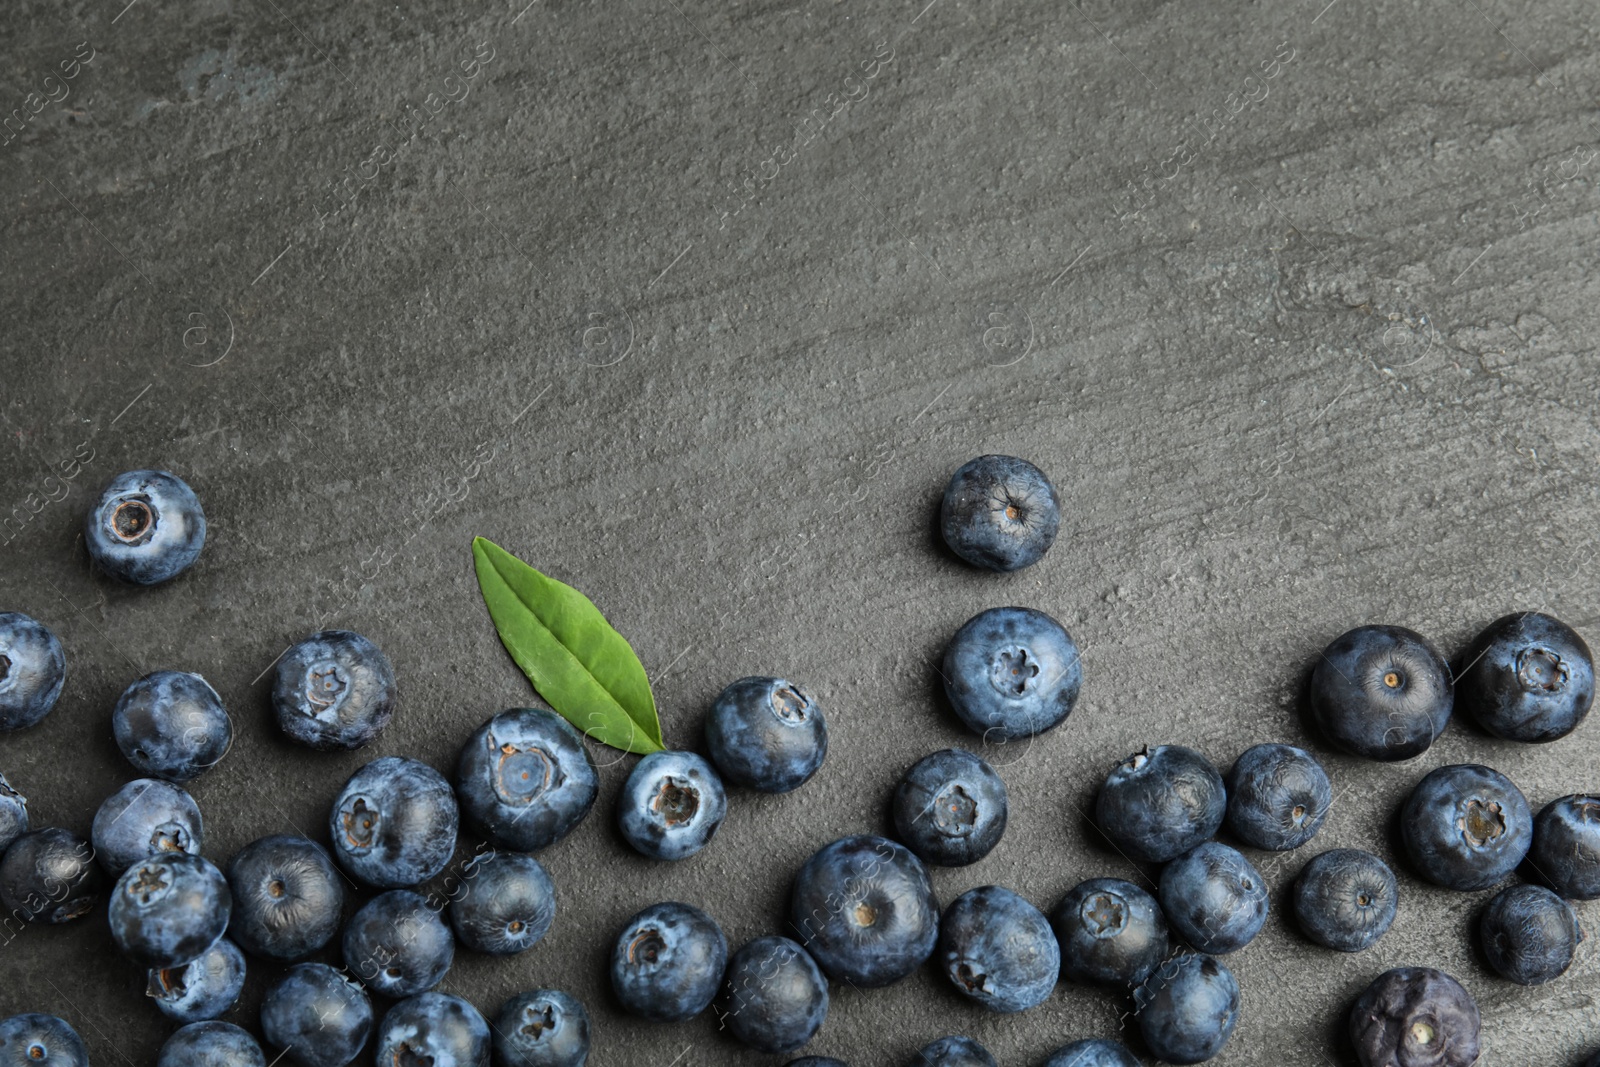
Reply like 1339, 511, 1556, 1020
472, 536, 664, 755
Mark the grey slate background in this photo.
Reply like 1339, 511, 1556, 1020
3, 0, 1599, 1062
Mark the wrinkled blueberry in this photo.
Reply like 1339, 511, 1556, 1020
449, 851, 554, 955
375, 993, 490, 1067
944, 607, 1081, 742
1400, 764, 1532, 891
893, 748, 1007, 867
0, 827, 103, 924
1224, 743, 1331, 851
455, 708, 597, 852
791, 834, 939, 987
1041, 1040, 1139, 1067
0, 772, 29, 855
1529, 793, 1600, 899
156, 1021, 264, 1067
705, 676, 829, 794
112, 671, 231, 783
260, 962, 374, 1067
1349, 967, 1480, 1067
0, 613, 65, 733
1159, 843, 1268, 955
1095, 745, 1225, 864
85, 469, 207, 586
1050, 876, 1168, 987
493, 989, 590, 1067
617, 750, 727, 861
1292, 848, 1398, 952
344, 889, 454, 998
1455, 612, 1593, 743
226, 834, 345, 961
716, 935, 829, 1054
91, 778, 203, 876
937, 885, 1058, 1013
1134, 954, 1240, 1065
1310, 625, 1453, 761
147, 936, 245, 1022
329, 756, 458, 888
0, 1013, 87, 1067
940, 454, 1062, 572
272, 630, 397, 751
908, 1036, 994, 1067
609, 901, 726, 1022
109, 852, 231, 968
1478, 883, 1582, 985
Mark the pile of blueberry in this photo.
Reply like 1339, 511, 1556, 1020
1, 459, 1599, 1067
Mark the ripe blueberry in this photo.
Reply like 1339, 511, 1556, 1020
1349, 967, 1480, 1067
226, 834, 345, 961
147, 936, 246, 1023
329, 756, 458, 888
155, 1021, 264, 1067
1224, 743, 1331, 851
91, 778, 202, 876
910, 1036, 996, 1067
893, 748, 1007, 867
1042, 1040, 1139, 1067
716, 935, 829, 1054
942, 607, 1081, 741
937, 885, 1059, 1013
111, 671, 231, 782
109, 852, 231, 968
260, 962, 374, 1067
0, 827, 103, 924
1050, 877, 1168, 987
449, 851, 555, 956
0, 1014, 87, 1067
0, 772, 29, 855
272, 630, 397, 751
85, 469, 206, 586
0, 612, 65, 732
1478, 883, 1582, 985
455, 708, 597, 852
492, 989, 590, 1067
1528, 793, 1600, 899
1159, 842, 1268, 955
343, 889, 454, 998
1292, 848, 1398, 953
1094, 745, 1225, 864
617, 750, 727, 861
1134, 954, 1241, 1065
1400, 764, 1532, 891
609, 901, 727, 1023
375, 993, 490, 1067
940, 454, 1061, 572
705, 677, 828, 793
1310, 625, 1452, 761
1455, 611, 1593, 742
791, 834, 939, 987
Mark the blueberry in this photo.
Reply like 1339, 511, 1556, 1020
112, 671, 232, 782
270, 630, 396, 751
942, 607, 1081, 741
1050, 877, 1169, 987
0, 772, 29, 855
940, 454, 1062, 572
156, 1021, 265, 1067
1349, 967, 1480, 1067
0, 827, 103, 924
617, 750, 727, 861
492, 989, 590, 1067
791, 834, 939, 987
85, 469, 206, 585
329, 756, 458, 888
609, 901, 727, 1022
1478, 883, 1582, 985
0, 1013, 88, 1067
1134, 954, 1240, 1065
455, 708, 597, 852
1291, 848, 1398, 952
1224, 743, 1331, 851
1310, 625, 1453, 761
1400, 764, 1532, 891
0, 612, 65, 732
260, 962, 374, 1067
909, 1037, 995, 1067
375, 993, 490, 1067
935, 885, 1058, 1013
147, 936, 246, 1022
343, 889, 454, 997
1159, 843, 1268, 955
449, 851, 554, 955
716, 935, 829, 1054
705, 676, 828, 793
1041, 1040, 1139, 1067
1094, 745, 1225, 864
1528, 793, 1600, 899
226, 835, 345, 961
1455, 612, 1593, 743
109, 852, 231, 968
91, 778, 203, 876
892, 749, 1007, 867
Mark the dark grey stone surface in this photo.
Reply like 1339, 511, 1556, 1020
3, 0, 1599, 1063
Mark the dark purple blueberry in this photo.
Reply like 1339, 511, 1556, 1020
716, 936, 828, 1054
455, 708, 597, 852
1292, 849, 1398, 952
272, 630, 397, 751
1349, 967, 1480, 1067
91, 778, 203, 876
1400, 764, 1532, 891
1134, 954, 1240, 1064
0, 1013, 88, 1067
1455, 612, 1593, 742
146, 937, 246, 1022
1310, 625, 1452, 761
937, 885, 1058, 1013
1529, 793, 1600, 900
260, 962, 374, 1067
1478, 883, 1582, 985
492, 989, 589, 1067
343, 890, 454, 998
0, 827, 103, 924
705, 676, 828, 793
1224, 743, 1331, 851
942, 607, 1081, 741
940, 454, 1062, 572
1050, 877, 1169, 987
329, 756, 458, 888
609, 902, 726, 1023
893, 748, 1007, 867
1095, 745, 1225, 864
226, 835, 345, 961
108, 852, 231, 968
448, 851, 555, 956
790, 835, 938, 987
1159, 842, 1268, 955
375, 993, 489, 1067
112, 671, 232, 782
0, 612, 65, 732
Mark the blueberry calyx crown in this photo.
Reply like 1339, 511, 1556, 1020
110, 496, 157, 544
0, 654, 10, 683
147, 963, 189, 1001
1514, 646, 1568, 693
488, 732, 561, 805
770, 682, 812, 724
127, 864, 171, 905
521, 1001, 557, 1039
340, 795, 380, 852
651, 777, 700, 828
150, 823, 191, 854
627, 927, 667, 969
1457, 799, 1506, 848
302, 662, 349, 717
989, 645, 1041, 698
1081, 890, 1129, 938
953, 959, 994, 995
932, 784, 978, 838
